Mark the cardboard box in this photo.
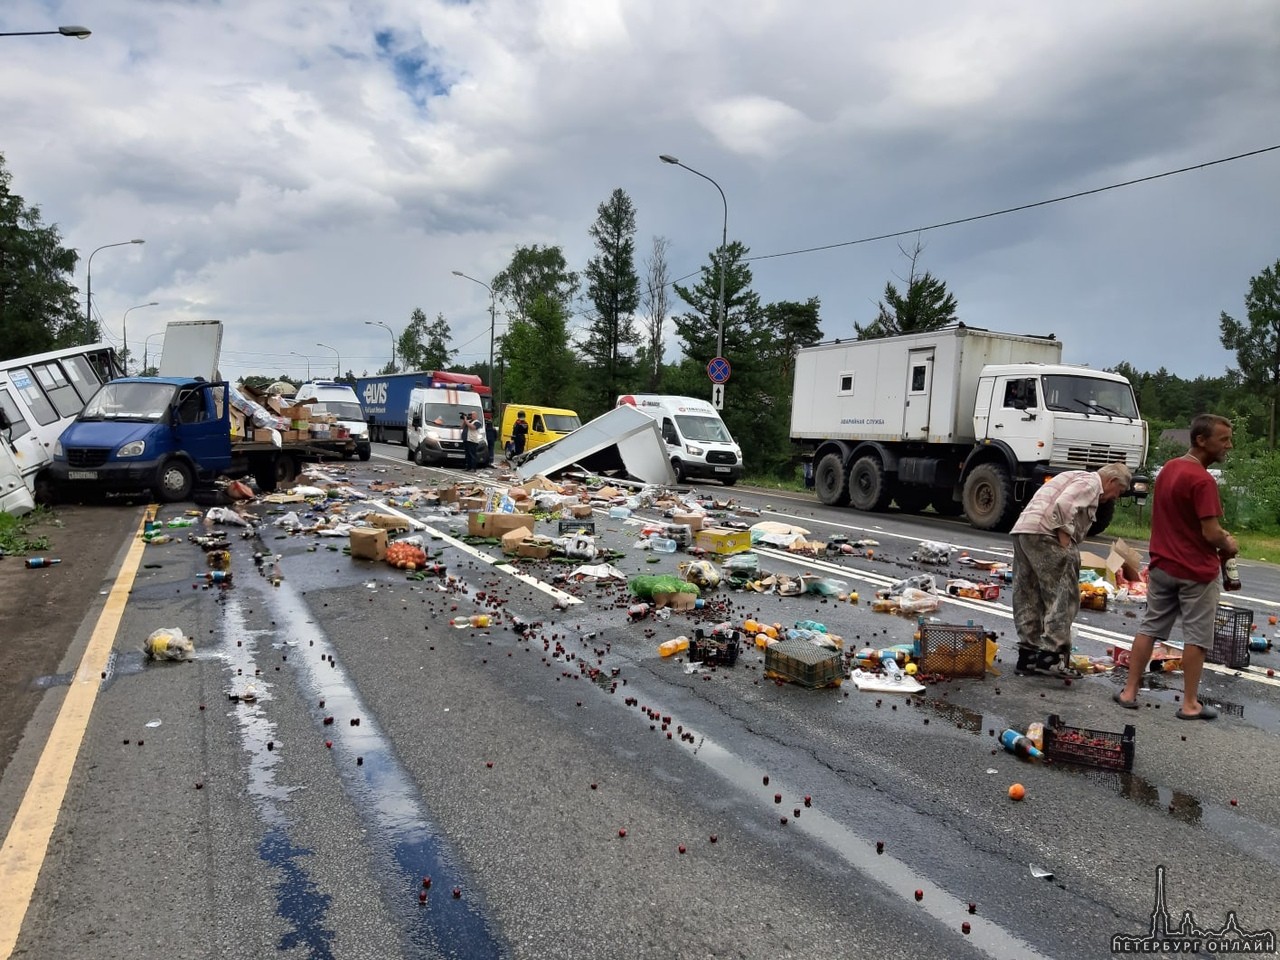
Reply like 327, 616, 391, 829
516, 539, 552, 560
501, 528, 527, 555
349, 528, 387, 561
570, 504, 594, 519
458, 496, 487, 511
1080, 538, 1143, 586
253, 428, 277, 442
468, 511, 536, 539
695, 527, 751, 555
436, 485, 459, 504
672, 512, 705, 533
368, 513, 411, 532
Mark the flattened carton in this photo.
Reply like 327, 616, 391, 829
695, 527, 751, 555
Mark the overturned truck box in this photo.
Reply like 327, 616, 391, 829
515, 405, 676, 487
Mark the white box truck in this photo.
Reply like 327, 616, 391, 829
790, 325, 1148, 531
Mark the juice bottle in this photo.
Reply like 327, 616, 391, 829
659, 636, 690, 657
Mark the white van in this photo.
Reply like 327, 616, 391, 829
406, 387, 488, 468
295, 381, 371, 460
616, 394, 743, 485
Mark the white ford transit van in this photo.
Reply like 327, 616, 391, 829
616, 394, 743, 484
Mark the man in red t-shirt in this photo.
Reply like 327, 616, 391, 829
1115, 414, 1237, 719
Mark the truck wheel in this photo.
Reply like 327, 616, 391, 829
1088, 498, 1117, 536
276, 454, 297, 487
720, 476, 737, 487
814, 453, 849, 506
893, 488, 931, 514
671, 459, 686, 483
155, 458, 194, 503
962, 463, 1017, 531
406, 443, 416, 462
848, 455, 892, 512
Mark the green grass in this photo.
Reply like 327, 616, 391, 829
0, 506, 53, 555
742, 472, 808, 493
1102, 500, 1280, 563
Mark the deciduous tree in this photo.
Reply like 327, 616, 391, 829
638, 235, 670, 391
1220, 258, 1280, 449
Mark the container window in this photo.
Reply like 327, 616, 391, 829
910, 365, 928, 392
838, 372, 854, 395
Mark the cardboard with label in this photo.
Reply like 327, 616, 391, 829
695, 527, 752, 555
1079, 538, 1143, 585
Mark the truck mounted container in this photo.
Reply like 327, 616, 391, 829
790, 325, 1148, 531
356, 370, 491, 445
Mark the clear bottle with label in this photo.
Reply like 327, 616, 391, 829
649, 537, 678, 553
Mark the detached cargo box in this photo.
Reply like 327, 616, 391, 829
764, 639, 843, 688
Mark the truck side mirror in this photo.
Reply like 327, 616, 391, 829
411, 414, 422, 428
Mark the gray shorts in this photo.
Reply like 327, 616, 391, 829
1139, 566, 1221, 649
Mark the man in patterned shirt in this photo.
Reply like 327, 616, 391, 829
1009, 462, 1134, 676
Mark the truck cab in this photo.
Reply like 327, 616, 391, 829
48, 378, 236, 502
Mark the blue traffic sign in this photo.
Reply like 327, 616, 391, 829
707, 357, 731, 383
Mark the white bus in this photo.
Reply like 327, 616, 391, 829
0, 342, 122, 499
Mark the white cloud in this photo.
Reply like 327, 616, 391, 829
0, 0, 1276, 383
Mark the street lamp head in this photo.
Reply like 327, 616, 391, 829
451, 270, 465, 277
659, 154, 680, 165
130, 238, 144, 244
59, 25, 91, 38
145, 300, 158, 307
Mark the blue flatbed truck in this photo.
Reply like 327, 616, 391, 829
356, 370, 491, 444
47, 377, 355, 501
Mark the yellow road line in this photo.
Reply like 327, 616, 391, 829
0, 508, 152, 958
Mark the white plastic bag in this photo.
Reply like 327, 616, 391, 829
144, 627, 194, 661
897, 587, 941, 614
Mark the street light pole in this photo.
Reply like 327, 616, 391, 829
86, 238, 144, 326
316, 342, 341, 379
660, 155, 728, 398
365, 320, 397, 373
290, 352, 312, 380
143, 332, 164, 374
0, 25, 91, 38
121, 301, 158, 375
451, 270, 499, 413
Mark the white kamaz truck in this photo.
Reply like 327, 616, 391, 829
790, 325, 1148, 531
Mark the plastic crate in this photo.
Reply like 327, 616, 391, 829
688, 628, 741, 667
1209, 604, 1252, 669
764, 639, 843, 688
1043, 713, 1135, 771
558, 519, 595, 536
916, 623, 988, 678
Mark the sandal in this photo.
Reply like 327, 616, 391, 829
1112, 691, 1140, 710
1176, 704, 1219, 720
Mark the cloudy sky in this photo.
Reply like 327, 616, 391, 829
3, 0, 1279, 388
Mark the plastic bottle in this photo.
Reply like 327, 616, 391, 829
659, 636, 690, 657
999, 729, 1044, 761
628, 603, 651, 621
1025, 722, 1045, 751
649, 537, 678, 554
203, 570, 232, 583
166, 517, 196, 528
1222, 557, 1242, 591
25, 557, 62, 568
608, 506, 631, 519
882, 657, 903, 679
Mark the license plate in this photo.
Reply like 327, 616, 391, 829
714, 466, 731, 473
68, 470, 98, 480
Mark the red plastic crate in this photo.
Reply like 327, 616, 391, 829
1042, 713, 1135, 771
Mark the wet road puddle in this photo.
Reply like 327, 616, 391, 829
224, 571, 505, 959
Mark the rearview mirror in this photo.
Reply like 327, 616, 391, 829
411, 414, 422, 428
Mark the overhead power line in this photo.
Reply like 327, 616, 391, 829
743, 142, 1280, 266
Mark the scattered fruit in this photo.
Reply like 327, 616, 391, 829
1008, 783, 1026, 801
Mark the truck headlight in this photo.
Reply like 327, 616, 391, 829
686, 443, 704, 456
118, 440, 146, 458
54, 439, 64, 458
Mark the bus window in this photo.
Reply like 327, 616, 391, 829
0, 388, 32, 440
32, 362, 83, 418
9, 369, 57, 426
85, 349, 123, 383
61, 355, 103, 403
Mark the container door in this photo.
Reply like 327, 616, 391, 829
902, 348, 935, 440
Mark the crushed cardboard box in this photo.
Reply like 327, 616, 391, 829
1080, 538, 1143, 585
469, 511, 536, 538
368, 513, 411, 532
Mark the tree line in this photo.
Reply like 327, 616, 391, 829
3, 150, 1279, 487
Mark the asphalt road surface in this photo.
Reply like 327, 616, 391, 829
2, 442, 1278, 960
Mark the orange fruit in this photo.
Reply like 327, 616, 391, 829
1008, 783, 1026, 801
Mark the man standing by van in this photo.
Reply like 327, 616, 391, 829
463, 412, 486, 470
511, 412, 529, 457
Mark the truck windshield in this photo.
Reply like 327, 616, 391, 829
543, 414, 581, 433
80, 382, 176, 421
1041, 375, 1139, 419
311, 401, 364, 421
675, 415, 732, 443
